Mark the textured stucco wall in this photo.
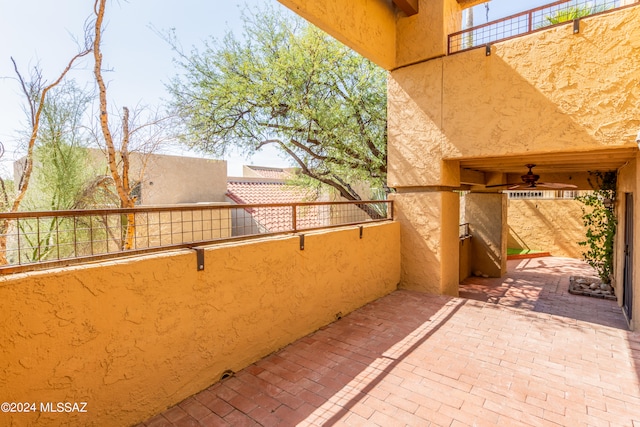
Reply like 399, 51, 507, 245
392, 192, 459, 295
459, 237, 472, 281
278, 0, 471, 70
277, 0, 396, 69
508, 199, 588, 259
466, 193, 507, 277
135, 154, 228, 205
396, 0, 462, 66
0, 222, 400, 426
389, 6, 640, 187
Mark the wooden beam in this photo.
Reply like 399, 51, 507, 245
393, 0, 418, 16
460, 168, 485, 185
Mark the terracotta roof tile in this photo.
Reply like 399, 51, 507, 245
226, 180, 324, 232
245, 166, 294, 180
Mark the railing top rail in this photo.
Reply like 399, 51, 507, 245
0, 200, 392, 220
449, 0, 572, 37
0, 200, 394, 274
448, 0, 635, 54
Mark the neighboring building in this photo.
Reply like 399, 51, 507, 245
15, 149, 228, 207
226, 167, 323, 235
278, 0, 640, 329
225, 165, 372, 235
132, 152, 227, 205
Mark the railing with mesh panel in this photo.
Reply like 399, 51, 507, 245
0, 200, 393, 274
448, 0, 628, 55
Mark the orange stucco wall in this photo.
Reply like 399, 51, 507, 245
277, 0, 396, 69
389, 5, 640, 187
0, 222, 400, 426
508, 199, 588, 259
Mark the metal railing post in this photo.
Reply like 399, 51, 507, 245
292, 204, 297, 232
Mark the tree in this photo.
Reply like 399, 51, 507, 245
0, 40, 91, 264
542, 4, 609, 27
167, 5, 387, 202
14, 81, 112, 262
21, 80, 99, 211
92, 0, 175, 249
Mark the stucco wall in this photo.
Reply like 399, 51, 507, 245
277, 0, 396, 69
0, 222, 400, 426
392, 191, 459, 295
459, 236, 472, 281
466, 193, 507, 277
389, 6, 640, 187
508, 199, 588, 259
136, 154, 227, 205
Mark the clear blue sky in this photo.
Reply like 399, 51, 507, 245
0, 0, 547, 177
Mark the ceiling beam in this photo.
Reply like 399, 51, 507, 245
393, 0, 418, 16
460, 168, 485, 185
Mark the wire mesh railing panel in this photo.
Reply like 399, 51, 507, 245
449, 0, 624, 54
0, 201, 393, 273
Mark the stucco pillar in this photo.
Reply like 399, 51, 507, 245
391, 191, 460, 296
465, 193, 508, 277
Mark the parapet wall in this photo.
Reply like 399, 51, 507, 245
0, 222, 400, 426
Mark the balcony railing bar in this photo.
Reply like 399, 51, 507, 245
448, 0, 633, 55
0, 200, 393, 275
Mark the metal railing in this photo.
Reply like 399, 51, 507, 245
0, 200, 393, 274
448, 0, 628, 54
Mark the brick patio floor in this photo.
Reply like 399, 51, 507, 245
140, 256, 640, 426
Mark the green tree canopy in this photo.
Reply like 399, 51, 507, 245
167, 6, 387, 201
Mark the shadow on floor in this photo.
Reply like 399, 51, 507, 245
459, 256, 629, 330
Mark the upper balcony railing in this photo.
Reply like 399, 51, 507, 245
448, 0, 631, 55
0, 200, 393, 274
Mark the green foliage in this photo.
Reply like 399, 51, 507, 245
17, 81, 114, 262
167, 5, 387, 201
542, 3, 609, 27
577, 171, 617, 284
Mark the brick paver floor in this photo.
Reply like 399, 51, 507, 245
140, 256, 640, 426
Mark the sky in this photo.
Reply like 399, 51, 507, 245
0, 0, 549, 177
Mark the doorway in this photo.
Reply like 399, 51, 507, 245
623, 193, 633, 322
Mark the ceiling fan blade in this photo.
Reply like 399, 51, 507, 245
536, 182, 578, 189
485, 182, 521, 188
505, 184, 535, 190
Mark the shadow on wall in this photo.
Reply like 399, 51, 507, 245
508, 199, 588, 258
393, 193, 444, 293
388, 9, 640, 187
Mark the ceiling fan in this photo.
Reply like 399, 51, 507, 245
486, 164, 578, 190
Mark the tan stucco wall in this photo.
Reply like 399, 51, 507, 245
466, 193, 507, 277
392, 191, 459, 295
389, 6, 640, 187
0, 222, 400, 426
277, 0, 396, 69
396, 0, 462, 66
508, 199, 588, 259
136, 153, 227, 205
459, 237, 472, 281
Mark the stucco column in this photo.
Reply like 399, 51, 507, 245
391, 191, 460, 296
465, 193, 508, 277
